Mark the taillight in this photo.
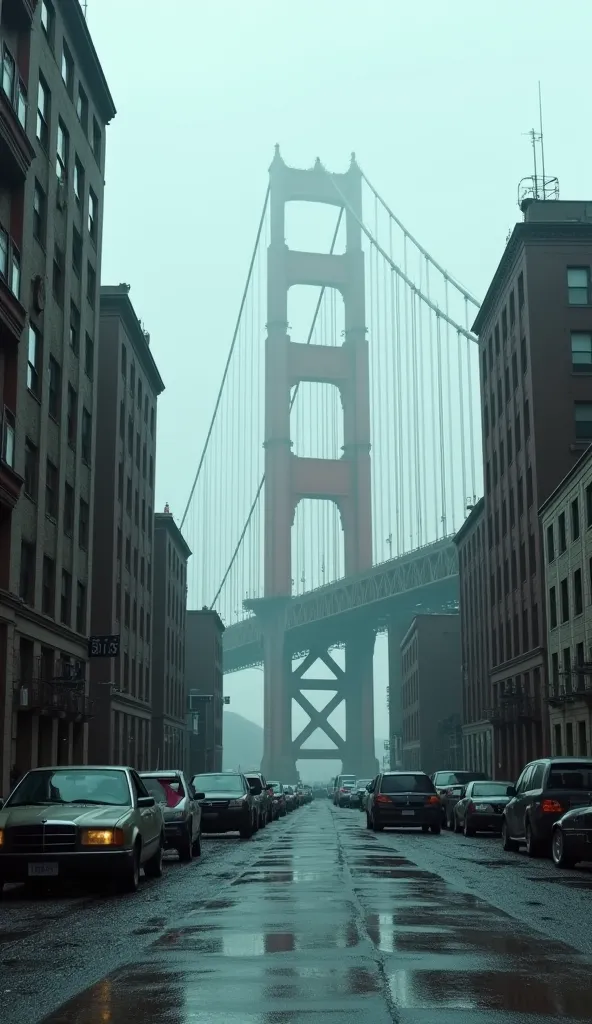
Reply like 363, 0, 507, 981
541, 799, 564, 814
376, 794, 390, 803
425, 795, 440, 805
467, 802, 476, 814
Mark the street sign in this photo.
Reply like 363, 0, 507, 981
88, 635, 120, 658
188, 693, 212, 711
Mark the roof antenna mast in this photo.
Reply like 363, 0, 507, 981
517, 82, 559, 213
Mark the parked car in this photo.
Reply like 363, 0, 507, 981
366, 771, 441, 833
451, 780, 513, 836
140, 770, 204, 860
352, 779, 373, 810
336, 780, 357, 807
284, 785, 297, 811
191, 772, 258, 839
245, 772, 273, 828
502, 757, 592, 857
432, 770, 489, 827
302, 786, 313, 803
0, 765, 164, 893
551, 804, 592, 868
333, 775, 357, 806
268, 781, 287, 817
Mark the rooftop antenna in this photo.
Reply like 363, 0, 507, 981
517, 82, 559, 213
82, 0, 88, 17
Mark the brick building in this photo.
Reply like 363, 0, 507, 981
473, 199, 592, 779
151, 507, 191, 770
400, 614, 461, 776
88, 285, 164, 768
0, 0, 115, 792
453, 498, 493, 776
185, 607, 224, 775
541, 445, 592, 758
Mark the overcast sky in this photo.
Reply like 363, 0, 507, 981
89, 0, 592, 751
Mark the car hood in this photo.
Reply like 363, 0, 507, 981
0, 804, 128, 828
199, 791, 247, 801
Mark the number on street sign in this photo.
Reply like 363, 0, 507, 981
88, 634, 120, 658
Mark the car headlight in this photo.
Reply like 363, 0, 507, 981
228, 799, 247, 808
80, 828, 124, 846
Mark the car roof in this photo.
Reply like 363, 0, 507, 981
191, 771, 242, 776
24, 765, 131, 772
381, 770, 429, 776
140, 770, 183, 777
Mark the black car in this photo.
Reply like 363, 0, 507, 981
552, 804, 592, 868
366, 771, 441, 833
452, 780, 513, 836
502, 757, 592, 857
432, 770, 490, 828
191, 772, 258, 839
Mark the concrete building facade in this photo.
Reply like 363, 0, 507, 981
0, 0, 115, 792
88, 285, 163, 768
540, 445, 592, 758
453, 498, 493, 776
185, 607, 224, 775
400, 614, 461, 776
151, 508, 191, 771
472, 200, 592, 780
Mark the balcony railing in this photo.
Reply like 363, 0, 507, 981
548, 666, 592, 707
485, 696, 540, 724
14, 682, 93, 720
14, 652, 86, 687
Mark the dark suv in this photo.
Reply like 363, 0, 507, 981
366, 771, 441, 833
502, 757, 592, 857
245, 772, 273, 828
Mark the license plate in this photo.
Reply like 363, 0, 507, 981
28, 863, 58, 878
401, 810, 415, 816
202, 812, 218, 819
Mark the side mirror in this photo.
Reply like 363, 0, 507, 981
138, 795, 155, 808
506, 785, 517, 798
194, 791, 206, 801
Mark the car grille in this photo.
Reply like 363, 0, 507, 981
202, 800, 229, 810
6, 824, 77, 854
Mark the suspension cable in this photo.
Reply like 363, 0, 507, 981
180, 184, 271, 530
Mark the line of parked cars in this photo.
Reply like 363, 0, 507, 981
335, 758, 592, 871
0, 765, 313, 896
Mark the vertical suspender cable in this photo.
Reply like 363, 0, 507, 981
436, 314, 447, 536
457, 327, 467, 520
465, 296, 477, 502
426, 261, 439, 541
444, 278, 456, 533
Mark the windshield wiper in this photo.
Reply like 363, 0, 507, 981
65, 799, 122, 806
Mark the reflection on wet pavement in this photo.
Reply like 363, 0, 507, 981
41, 803, 592, 1023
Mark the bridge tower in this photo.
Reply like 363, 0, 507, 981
252, 148, 378, 782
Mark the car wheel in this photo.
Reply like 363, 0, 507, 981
463, 818, 475, 838
119, 843, 141, 893
502, 818, 519, 852
366, 813, 372, 830
178, 823, 194, 862
259, 812, 266, 829
446, 810, 454, 830
525, 821, 542, 858
454, 813, 462, 834
552, 826, 576, 868
144, 836, 164, 879
240, 820, 254, 839
421, 824, 430, 833
372, 816, 383, 832
192, 830, 202, 857
431, 824, 441, 835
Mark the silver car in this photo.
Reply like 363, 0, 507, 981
140, 771, 204, 861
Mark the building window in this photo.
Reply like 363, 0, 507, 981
560, 577, 569, 623
24, 440, 38, 500
558, 512, 567, 553
84, 333, 94, 379
124, 590, 130, 627
64, 482, 74, 536
571, 332, 592, 372
76, 82, 88, 131
150, 407, 155, 436
81, 408, 92, 464
73, 156, 84, 205
70, 301, 80, 355
92, 117, 102, 166
575, 568, 583, 616
149, 455, 154, 488
67, 384, 77, 446
121, 343, 127, 380
88, 188, 98, 243
56, 119, 69, 180
567, 267, 590, 305
42, 556, 55, 615
134, 489, 139, 526
27, 324, 41, 396
127, 416, 133, 455
79, 498, 89, 550
45, 459, 58, 519
572, 497, 580, 541
48, 356, 61, 420
549, 586, 557, 630
546, 523, 555, 563
76, 582, 86, 634
125, 535, 131, 570
130, 362, 135, 394
554, 723, 562, 756
52, 245, 64, 307
575, 402, 592, 440
41, 1, 54, 43
578, 721, 587, 756
2, 408, 15, 468
19, 541, 35, 604
126, 477, 132, 514
566, 722, 574, 756
61, 41, 73, 96
33, 181, 46, 244
61, 570, 72, 625
36, 76, 50, 149
87, 261, 96, 308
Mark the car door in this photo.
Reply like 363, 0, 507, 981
131, 771, 160, 853
522, 761, 546, 831
367, 775, 379, 816
455, 783, 472, 825
507, 764, 534, 837
183, 774, 199, 841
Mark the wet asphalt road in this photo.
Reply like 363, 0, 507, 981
1, 801, 592, 1022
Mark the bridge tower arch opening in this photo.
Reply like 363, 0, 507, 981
249, 148, 378, 782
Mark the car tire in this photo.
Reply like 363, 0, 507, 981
144, 836, 164, 879
463, 819, 475, 838
446, 810, 455, 830
178, 824, 193, 862
421, 824, 430, 833
240, 821, 254, 840
454, 813, 462, 834
431, 824, 441, 835
119, 844, 141, 893
552, 826, 576, 869
525, 821, 542, 858
366, 813, 372, 830
192, 830, 202, 857
372, 816, 383, 832
502, 818, 519, 852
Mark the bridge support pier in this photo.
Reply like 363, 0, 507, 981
343, 628, 379, 777
249, 597, 297, 782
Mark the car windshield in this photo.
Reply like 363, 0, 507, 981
472, 782, 511, 797
7, 768, 130, 807
192, 773, 245, 794
144, 776, 184, 807
142, 778, 168, 805
269, 782, 282, 793
548, 764, 592, 790
356, 779, 371, 788
246, 776, 263, 793
380, 774, 434, 794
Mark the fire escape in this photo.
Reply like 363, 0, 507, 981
13, 652, 94, 721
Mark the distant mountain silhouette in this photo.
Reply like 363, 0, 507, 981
223, 710, 388, 782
